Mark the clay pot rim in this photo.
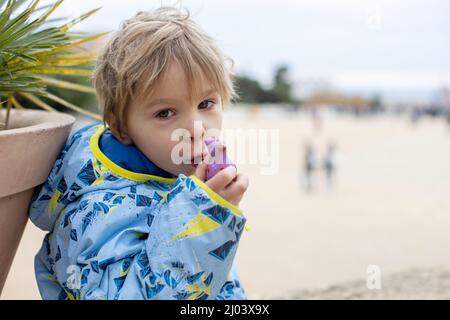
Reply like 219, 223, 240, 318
0, 109, 76, 137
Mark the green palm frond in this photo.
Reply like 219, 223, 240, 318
0, 0, 107, 130
21, 91, 56, 111
39, 76, 96, 93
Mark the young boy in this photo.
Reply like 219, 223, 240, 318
28, 7, 249, 300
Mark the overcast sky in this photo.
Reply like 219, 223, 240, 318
39, 0, 450, 100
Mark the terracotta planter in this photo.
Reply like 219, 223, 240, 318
0, 109, 75, 295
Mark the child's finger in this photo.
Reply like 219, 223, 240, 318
221, 173, 249, 201
194, 151, 211, 181
206, 165, 237, 191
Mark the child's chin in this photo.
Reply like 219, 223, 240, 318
186, 166, 197, 176
175, 165, 195, 177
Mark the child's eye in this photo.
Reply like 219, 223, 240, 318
198, 100, 215, 110
155, 109, 175, 119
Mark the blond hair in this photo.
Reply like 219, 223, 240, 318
92, 6, 237, 137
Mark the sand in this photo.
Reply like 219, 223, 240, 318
273, 268, 450, 300
2, 107, 450, 299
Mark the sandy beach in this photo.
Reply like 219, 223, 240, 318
2, 107, 450, 299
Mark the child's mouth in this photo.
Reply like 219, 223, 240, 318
190, 153, 206, 167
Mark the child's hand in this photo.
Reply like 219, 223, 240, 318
194, 145, 249, 208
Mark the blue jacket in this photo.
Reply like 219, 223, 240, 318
28, 122, 248, 300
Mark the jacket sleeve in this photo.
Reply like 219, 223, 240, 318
46, 174, 247, 300
140, 174, 248, 300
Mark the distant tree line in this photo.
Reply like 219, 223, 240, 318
234, 65, 299, 105
233, 65, 385, 113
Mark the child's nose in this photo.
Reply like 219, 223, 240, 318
186, 119, 206, 142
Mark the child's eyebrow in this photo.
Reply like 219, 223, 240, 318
144, 98, 179, 109
144, 88, 218, 109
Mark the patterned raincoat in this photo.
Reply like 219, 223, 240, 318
28, 122, 248, 300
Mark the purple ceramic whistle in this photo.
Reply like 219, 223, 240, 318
204, 137, 236, 181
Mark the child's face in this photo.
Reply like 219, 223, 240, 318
120, 60, 223, 177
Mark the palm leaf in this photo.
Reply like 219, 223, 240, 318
36, 0, 62, 24
0, 73, 45, 95
45, 92, 101, 120
32, 32, 109, 59
21, 92, 56, 111
25, 67, 92, 76
10, 94, 24, 108
0, 0, 107, 130
59, 7, 102, 33
0, 1, 40, 46
39, 76, 96, 93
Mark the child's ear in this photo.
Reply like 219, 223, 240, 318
104, 112, 133, 145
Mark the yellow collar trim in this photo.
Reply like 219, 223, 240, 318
89, 124, 178, 184
189, 175, 244, 217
